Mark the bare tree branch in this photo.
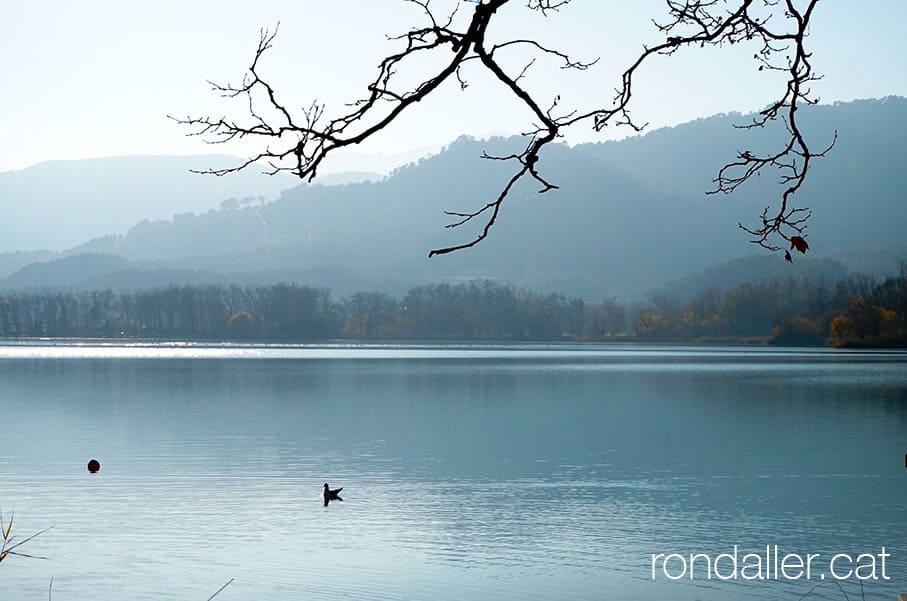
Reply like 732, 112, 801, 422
174, 0, 832, 259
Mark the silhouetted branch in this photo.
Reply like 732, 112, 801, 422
175, 0, 831, 259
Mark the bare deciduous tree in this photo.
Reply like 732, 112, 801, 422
172, 0, 834, 260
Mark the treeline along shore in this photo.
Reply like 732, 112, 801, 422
0, 269, 905, 347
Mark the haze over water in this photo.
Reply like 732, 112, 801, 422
1, 343, 905, 600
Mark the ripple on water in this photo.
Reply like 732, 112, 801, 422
1, 344, 905, 600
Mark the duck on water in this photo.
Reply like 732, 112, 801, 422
323, 483, 343, 506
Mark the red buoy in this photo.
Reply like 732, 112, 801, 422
87, 459, 101, 473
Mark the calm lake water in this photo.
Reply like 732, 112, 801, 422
1, 342, 905, 600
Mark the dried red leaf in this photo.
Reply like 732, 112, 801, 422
790, 236, 809, 254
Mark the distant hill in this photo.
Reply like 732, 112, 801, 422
829, 243, 907, 279
1, 253, 132, 289
0, 155, 296, 253
2, 98, 905, 299
0, 251, 373, 295
0, 250, 57, 280
654, 243, 907, 304
575, 96, 907, 253
314, 171, 385, 186
655, 255, 852, 302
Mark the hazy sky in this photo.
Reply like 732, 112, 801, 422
2, 1, 905, 174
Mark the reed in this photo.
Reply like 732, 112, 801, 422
0, 508, 51, 563
2, 508, 232, 599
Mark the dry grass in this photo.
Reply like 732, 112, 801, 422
0, 508, 51, 563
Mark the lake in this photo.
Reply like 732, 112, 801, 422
1, 342, 905, 600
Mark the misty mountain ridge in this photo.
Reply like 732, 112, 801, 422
0, 154, 299, 253
655, 255, 852, 303
2, 97, 905, 299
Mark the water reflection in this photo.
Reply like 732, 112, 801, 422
0, 344, 904, 600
